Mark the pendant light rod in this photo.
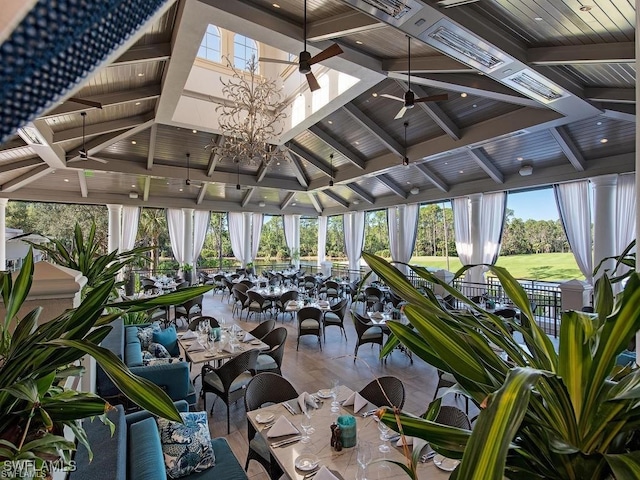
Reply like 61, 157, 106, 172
407, 35, 411, 92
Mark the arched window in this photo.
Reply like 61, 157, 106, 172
291, 95, 305, 126
197, 24, 221, 62
233, 34, 258, 70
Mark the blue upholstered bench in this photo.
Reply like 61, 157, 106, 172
70, 401, 247, 480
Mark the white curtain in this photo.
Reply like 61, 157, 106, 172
554, 181, 593, 284
167, 208, 184, 265
344, 211, 365, 279
480, 192, 507, 265
193, 210, 210, 265
121, 206, 140, 251
616, 174, 636, 284
387, 204, 419, 274
283, 215, 295, 252
251, 213, 263, 261
317, 216, 327, 267
228, 212, 246, 264
452, 197, 472, 266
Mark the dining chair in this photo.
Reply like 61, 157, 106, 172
248, 319, 276, 340
187, 315, 220, 331
364, 286, 383, 312
244, 373, 298, 477
427, 405, 471, 430
174, 294, 203, 324
296, 306, 323, 351
358, 376, 405, 409
303, 275, 318, 295
321, 280, 340, 302
275, 289, 298, 322
255, 327, 287, 375
222, 277, 235, 302
322, 298, 348, 341
212, 273, 226, 297
240, 279, 255, 288
202, 349, 259, 433
231, 286, 249, 319
247, 290, 273, 322
432, 369, 469, 414
352, 311, 384, 362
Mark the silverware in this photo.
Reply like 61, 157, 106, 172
420, 451, 436, 463
283, 402, 296, 415
362, 409, 378, 417
260, 421, 275, 431
272, 436, 301, 448
303, 467, 320, 479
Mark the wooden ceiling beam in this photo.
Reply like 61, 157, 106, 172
382, 55, 472, 74
308, 125, 366, 169
549, 127, 586, 172
286, 151, 309, 188
308, 192, 323, 214
206, 136, 224, 176
112, 42, 171, 66
241, 188, 255, 207
280, 192, 296, 210
53, 113, 154, 143
143, 176, 151, 202
78, 171, 88, 198
346, 183, 375, 204
414, 163, 449, 192
0, 158, 43, 174
323, 189, 349, 208
196, 182, 207, 205
1, 165, 51, 192
377, 174, 408, 199
306, 11, 384, 41
147, 123, 157, 170
468, 148, 504, 183
256, 163, 268, 182
528, 42, 634, 65
287, 142, 332, 177
585, 87, 635, 104
342, 103, 404, 157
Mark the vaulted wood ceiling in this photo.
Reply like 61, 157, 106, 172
0, 0, 635, 215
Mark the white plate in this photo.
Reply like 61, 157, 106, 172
255, 412, 275, 424
250, 339, 262, 345
433, 454, 460, 472
317, 389, 333, 399
295, 453, 319, 471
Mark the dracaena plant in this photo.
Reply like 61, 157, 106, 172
0, 249, 212, 475
364, 251, 640, 480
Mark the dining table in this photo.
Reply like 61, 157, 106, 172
177, 326, 269, 366
247, 385, 451, 480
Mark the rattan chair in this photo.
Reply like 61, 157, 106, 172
174, 294, 203, 323
244, 373, 298, 477
431, 405, 471, 430
202, 349, 259, 433
247, 290, 273, 322
187, 315, 220, 331
322, 298, 348, 341
231, 286, 249, 319
359, 376, 405, 409
256, 327, 287, 375
352, 311, 384, 361
275, 289, 298, 321
296, 306, 322, 351
433, 369, 469, 413
248, 319, 276, 340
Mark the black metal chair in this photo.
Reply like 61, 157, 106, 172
202, 349, 259, 433
244, 373, 298, 477
248, 319, 276, 340
296, 306, 323, 351
322, 298, 348, 341
256, 327, 287, 375
359, 376, 405, 409
352, 311, 384, 361
247, 290, 273, 322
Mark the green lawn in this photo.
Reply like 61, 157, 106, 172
410, 252, 583, 282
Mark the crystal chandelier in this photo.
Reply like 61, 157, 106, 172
208, 57, 288, 166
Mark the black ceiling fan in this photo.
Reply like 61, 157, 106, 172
380, 35, 449, 119
259, 0, 343, 91
67, 112, 108, 163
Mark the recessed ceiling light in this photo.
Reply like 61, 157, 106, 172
328, 120, 333, 124
372, 93, 378, 97
259, 201, 266, 207
192, 130, 197, 133
166, 181, 170, 185
353, 199, 360, 205
131, 184, 136, 188
460, 92, 467, 97
355, 141, 359, 145
356, 40, 363, 45
534, 17, 543, 21
64, 178, 69, 182
472, 104, 477, 108
135, 102, 141, 106
579, 5, 592, 12
131, 140, 137, 144
459, 170, 464, 174
137, 73, 145, 77
596, 121, 602, 125
444, 162, 448, 165
179, 188, 183, 192
276, 162, 280, 166
517, 156, 523, 161
600, 138, 608, 143
272, 3, 280, 7
292, 203, 296, 206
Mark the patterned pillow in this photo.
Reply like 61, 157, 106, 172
147, 357, 175, 366
148, 342, 171, 359
142, 350, 154, 366
157, 412, 215, 478
137, 323, 161, 350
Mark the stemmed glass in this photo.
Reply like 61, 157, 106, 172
330, 379, 340, 413
377, 420, 390, 453
300, 413, 314, 443
356, 441, 372, 480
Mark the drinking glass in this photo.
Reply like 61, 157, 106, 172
357, 440, 372, 471
377, 421, 390, 453
300, 413, 313, 443
330, 379, 340, 413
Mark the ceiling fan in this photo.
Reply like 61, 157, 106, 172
68, 97, 103, 109
258, 0, 343, 91
380, 36, 449, 119
67, 112, 108, 164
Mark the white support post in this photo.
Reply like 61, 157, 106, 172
0, 199, 8, 271
243, 212, 252, 268
468, 194, 483, 285
183, 208, 194, 283
106, 204, 122, 254
293, 214, 301, 269
591, 174, 618, 280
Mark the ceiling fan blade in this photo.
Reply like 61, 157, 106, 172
88, 156, 108, 164
414, 93, 449, 104
308, 43, 343, 66
258, 57, 297, 65
394, 107, 407, 120
380, 93, 404, 103
68, 97, 103, 109
306, 72, 321, 92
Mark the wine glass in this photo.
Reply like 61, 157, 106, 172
356, 440, 372, 479
330, 379, 340, 413
377, 420, 390, 453
300, 413, 313, 443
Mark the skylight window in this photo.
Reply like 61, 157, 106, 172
197, 24, 221, 62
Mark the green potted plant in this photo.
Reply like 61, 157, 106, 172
0, 249, 212, 477
181, 263, 193, 285
363, 251, 640, 480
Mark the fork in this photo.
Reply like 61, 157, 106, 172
260, 420, 275, 431
420, 451, 436, 463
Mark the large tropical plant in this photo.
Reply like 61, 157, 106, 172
30, 222, 154, 290
0, 250, 212, 477
363, 251, 640, 480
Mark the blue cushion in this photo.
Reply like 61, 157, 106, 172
153, 326, 179, 357
125, 326, 140, 345
125, 342, 144, 367
129, 417, 167, 480
616, 350, 636, 366
188, 438, 247, 480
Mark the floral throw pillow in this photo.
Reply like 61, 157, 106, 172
157, 412, 215, 478
142, 350, 154, 366
148, 342, 171, 359
137, 326, 155, 350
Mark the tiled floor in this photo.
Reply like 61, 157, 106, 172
188, 291, 474, 480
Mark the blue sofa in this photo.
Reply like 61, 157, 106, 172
96, 319, 196, 406
70, 401, 248, 480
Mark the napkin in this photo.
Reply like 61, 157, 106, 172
223, 343, 237, 353
298, 392, 318, 414
181, 330, 197, 339
314, 466, 339, 480
371, 312, 384, 320
396, 436, 416, 447
267, 415, 299, 438
187, 341, 205, 352
243, 332, 256, 342
343, 391, 369, 413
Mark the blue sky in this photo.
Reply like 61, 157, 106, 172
507, 188, 559, 221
